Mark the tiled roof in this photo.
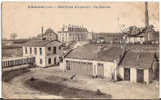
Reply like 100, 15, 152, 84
120, 51, 155, 69
66, 43, 157, 69
24, 39, 61, 47
66, 44, 124, 62
96, 47, 124, 62
65, 44, 98, 60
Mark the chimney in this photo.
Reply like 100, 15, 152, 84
145, 2, 149, 27
62, 24, 65, 31
41, 26, 44, 40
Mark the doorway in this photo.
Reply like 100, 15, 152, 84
48, 58, 51, 64
124, 68, 130, 81
137, 69, 144, 83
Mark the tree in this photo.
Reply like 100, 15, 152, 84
45, 28, 54, 34
10, 33, 17, 40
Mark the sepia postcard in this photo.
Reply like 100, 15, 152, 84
1, 1, 160, 99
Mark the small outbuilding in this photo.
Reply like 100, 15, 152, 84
120, 51, 159, 84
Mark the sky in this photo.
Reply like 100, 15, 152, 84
2, 2, 159, 39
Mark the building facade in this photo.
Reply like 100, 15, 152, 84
60, 44, 124, 79
125, 36, 145, 44
119, 50, 159, 84
23, 39, 62, 67
60, 43, 159, 84
58, 25, 89, 43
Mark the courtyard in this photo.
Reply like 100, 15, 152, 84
2, 66, 159, 99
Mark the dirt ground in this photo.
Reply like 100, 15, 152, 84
2, 66, 160, 99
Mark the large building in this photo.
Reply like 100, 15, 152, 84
60, 43, 159, 84
58, 25, 89, 43
23, 39, 62, 67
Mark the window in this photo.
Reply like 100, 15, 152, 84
98, 63, 104, 67
54, 57, 56, 64
53, 47, 56, 54
66, 60, 70, 70
34, 48, 37, 55
48, 47, 51, 51
59, 46, 61, 50
25, 47, 27, 54
30, 48, 32, 54
40, 48, 42, 55
40, 59, 42, 64
48, 58, 51, 64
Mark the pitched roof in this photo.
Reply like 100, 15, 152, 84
66, 43, 157, 69
96, 47, 124, 62
24, 39, 61, 47
66, 44, 124, 62
65, 44, 98, 60
120, 51, 155, 69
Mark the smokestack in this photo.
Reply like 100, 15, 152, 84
145, 2, 149, 27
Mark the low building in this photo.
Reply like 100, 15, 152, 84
148, 31, 159, 44
58, 25, 88, 43
92, 33, 123, 44
61, 43, 159, 84
125, 35, 145, 44
120, 50, 159, 84
23, 39, 62, 67
60, 44, 124, 79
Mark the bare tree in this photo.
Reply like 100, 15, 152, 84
10, 33, 17, 40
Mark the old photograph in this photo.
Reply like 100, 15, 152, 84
1, 1, 160, 99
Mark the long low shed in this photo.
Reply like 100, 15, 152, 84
61, 44, 159, 84
2, 56, 35, 68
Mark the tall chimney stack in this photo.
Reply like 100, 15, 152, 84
145, 2, 149, 27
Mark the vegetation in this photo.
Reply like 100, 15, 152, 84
122, 25, 155, 36
24, 77, 112, 99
